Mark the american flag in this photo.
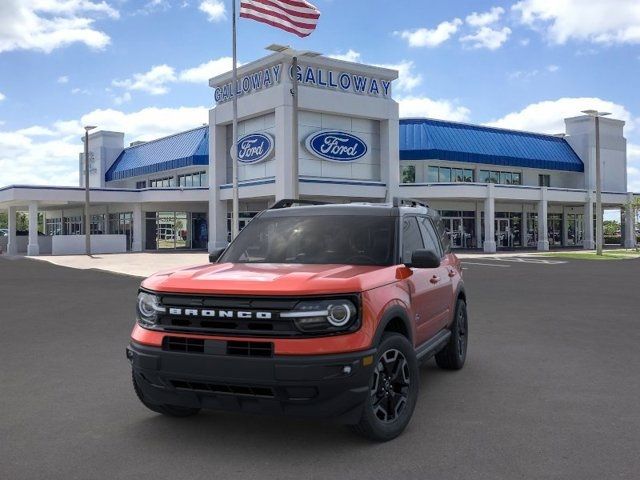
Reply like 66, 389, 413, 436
240, 0, 321, 38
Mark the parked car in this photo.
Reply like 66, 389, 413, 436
127, 198, 468, 441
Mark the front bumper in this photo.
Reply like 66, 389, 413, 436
127, 341, 376, 424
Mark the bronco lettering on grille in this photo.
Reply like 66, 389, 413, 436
167, 308, 273, 320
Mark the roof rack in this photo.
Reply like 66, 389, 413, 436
270, 199, 330, 209
392, 197, 430, 209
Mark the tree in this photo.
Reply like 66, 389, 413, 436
603, 220, 620, 236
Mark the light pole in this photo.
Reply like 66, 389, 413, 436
266, 44, 321, 200
83, 125, 97, 255
581, 110, 610, 256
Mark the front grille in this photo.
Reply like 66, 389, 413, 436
170, 379, 275, 398
227, 341, 273, 357
163, 336, 204, 353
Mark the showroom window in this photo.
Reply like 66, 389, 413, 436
539, 174, 551, 187
135, 181, 147, 189
427, 166, 473, 183
479, 170, 522, 185
178, 171, 208, 187
149, 176, 175, 188
401, 165, 416, 183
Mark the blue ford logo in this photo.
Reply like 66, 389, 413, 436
233, 133, 274, 164
305, 131, 368, 162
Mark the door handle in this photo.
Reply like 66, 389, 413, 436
430, 275, 440, 284
448, 269, 456, 278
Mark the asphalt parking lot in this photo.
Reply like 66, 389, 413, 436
1, 256, 639, 480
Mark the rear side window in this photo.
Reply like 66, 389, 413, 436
418, 217, 443, 258
431, 215, 450, 254
401, 217, 424, 264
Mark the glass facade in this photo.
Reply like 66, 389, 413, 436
439, 210, 476, 249
108, 212, 133, 251
149, 177, 175, 188
401, 165, 415, 183
178, 171, 208, 187
427, 166, 473, 183
226, 211, 259, 243
145, 211, 207, 250
547, 214, 563, 247
479, 170, 522, 185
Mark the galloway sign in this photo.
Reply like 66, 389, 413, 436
232, 132, 275, 164
305, 131, 368, 163
214, 64, 282, 104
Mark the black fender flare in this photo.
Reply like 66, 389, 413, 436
372, 305, 413, 347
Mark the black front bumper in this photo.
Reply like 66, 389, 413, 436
127, 342, 376, 424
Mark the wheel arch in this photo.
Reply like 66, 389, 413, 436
372, 305, 413, 347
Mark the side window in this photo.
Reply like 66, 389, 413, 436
418, 217, 443, 258
401, 217, 424, 264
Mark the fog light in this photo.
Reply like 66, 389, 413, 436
362, 355, 374, 366
342, 365, 352, 375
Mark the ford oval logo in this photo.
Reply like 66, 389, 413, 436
233, 133, 274, 164
305, 131, 368, 162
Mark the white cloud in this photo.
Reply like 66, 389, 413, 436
57, 75, 69, 84
396, 19, 462, 48
0, 0, 119, 54
398, 96, 471, 122
508, 64, 559, 81
0, 92, 5, 101
466, 7, 505, 27
71, 87, 90, 95
328, 50, 362, 63
373, 60, 422, 93
0, 105, 208, 187
112, 64, 177, 95
113, 91, 131, 105
486, 97, 636, 134
179, 57, 234, 83
460, 26, 511, 50
513, 0, 640, 45
199, 0, 226, 22
546, 64, 559, 72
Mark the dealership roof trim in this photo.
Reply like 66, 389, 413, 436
105, 125, 209, 181
399, 118, 584, 172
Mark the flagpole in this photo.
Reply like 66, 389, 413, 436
291, 55, 299, 200
231, 0, 240, 240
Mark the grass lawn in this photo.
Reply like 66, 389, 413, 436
543, 249, 640, 260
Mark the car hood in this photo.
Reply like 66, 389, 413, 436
141, 262, 398, 295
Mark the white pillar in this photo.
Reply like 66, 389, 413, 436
27, 202, 40, 256
624, 194, 636, 248
583, 195, 595, 249
274, 103, 295, 201
537, 188, 549, 251
483, 185, 496, 253
208, 117, 231, 251
7, 206, 18, 255
132, 204, 143, 252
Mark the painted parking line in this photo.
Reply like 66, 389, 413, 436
462, 261, 511, 268
492, 257, 568, 265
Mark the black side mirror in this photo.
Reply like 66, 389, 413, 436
209, 248, 226, 263
406, 249, 440, 269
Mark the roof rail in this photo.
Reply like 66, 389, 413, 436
270, 199, 330, 209
392, 197, 430, 209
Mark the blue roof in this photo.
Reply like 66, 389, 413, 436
105, 126, 209, 181
399, 118, 584, 172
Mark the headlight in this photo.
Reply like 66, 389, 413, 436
136, 291, 165, 327
281, 298, 358, 333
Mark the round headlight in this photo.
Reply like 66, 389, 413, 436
327, 303, 352, 327
137, 292, 164, 326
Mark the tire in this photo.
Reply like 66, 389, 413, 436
132, 371, 201, 418
435, 298, 468, 370
352, 333, 419, 442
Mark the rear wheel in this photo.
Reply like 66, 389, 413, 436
132, 371, 201, 417
435, 298, 468, 370
352, 333, 419, 442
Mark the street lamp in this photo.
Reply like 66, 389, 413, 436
83, 125, 97, 256
581, 110, 611, 256
266, 44, 321, 200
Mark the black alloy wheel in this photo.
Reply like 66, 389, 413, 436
371, 348, 411, 423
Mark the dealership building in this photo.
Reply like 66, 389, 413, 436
1, 52, 637, 256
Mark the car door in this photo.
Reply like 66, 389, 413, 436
400, 216, 443, 346
418, 216, 453, 332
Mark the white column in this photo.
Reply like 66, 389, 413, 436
274, 104, 295, 200
474, 201, 482, 249
27, 202, 40, 256
583, 195, 595, 249
537, 188, 549, 251
7, 206, 18, 255
483, 184, 496, 253
624, 193, 636, 248
381, 104, 400, 202
132, 204, 143, 252
208, 118, 231, 250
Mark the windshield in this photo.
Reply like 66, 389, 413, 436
220, 214, 397, 266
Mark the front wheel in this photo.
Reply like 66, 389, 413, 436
132, 371, 201, 417
435, 298, 468, 370
352, 333, 419, 442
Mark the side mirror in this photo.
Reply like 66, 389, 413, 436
406, 249, 440, 269
209, 248, 226, 263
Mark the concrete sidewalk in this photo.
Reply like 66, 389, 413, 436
11, 249, 595, 277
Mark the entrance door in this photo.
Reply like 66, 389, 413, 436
495, 219, 512, 248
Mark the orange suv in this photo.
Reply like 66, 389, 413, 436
127, 198, 468, 441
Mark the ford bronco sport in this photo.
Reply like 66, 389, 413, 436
127, 198, 468, 441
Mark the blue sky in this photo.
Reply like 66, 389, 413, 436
1, 0, 639, 193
